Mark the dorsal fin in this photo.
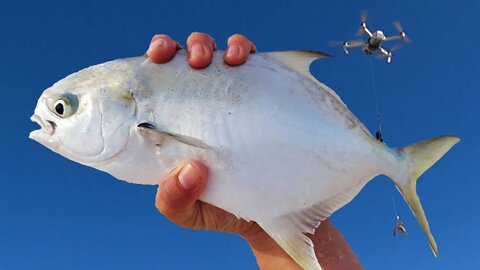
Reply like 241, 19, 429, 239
266, 50, 332, 79
266, 51, 346, 107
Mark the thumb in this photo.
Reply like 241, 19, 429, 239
155, 160, 208, 227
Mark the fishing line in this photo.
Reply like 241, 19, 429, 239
368, 58, 384, 142
392, 196, 399, 220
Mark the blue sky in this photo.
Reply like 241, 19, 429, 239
1, 0, 478, 269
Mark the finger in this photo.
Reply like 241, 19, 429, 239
147, 34, 182, 64
155, 160, 209, 227
186, 32, 217, 69
224, 34, 256, 66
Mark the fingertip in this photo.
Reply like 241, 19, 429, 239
188, 44, 214, 69
224, 43, 247, 66
225, 34, 255, 66
178, 161, 208, 192
147, 34, 178, 64
155, 160, 208, 213
187, 32, 216, 69
186, 160, 209, 181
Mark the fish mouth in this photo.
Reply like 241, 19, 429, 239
30, 114, 56, 136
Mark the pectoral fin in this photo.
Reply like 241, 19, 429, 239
137, 123, 211, 149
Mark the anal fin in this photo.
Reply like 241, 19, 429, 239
258, 182, 367, 270
260, 217, 323, 270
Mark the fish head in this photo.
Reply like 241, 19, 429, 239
30, 62, 137, 165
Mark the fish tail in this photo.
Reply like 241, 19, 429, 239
392, 135, 459, 257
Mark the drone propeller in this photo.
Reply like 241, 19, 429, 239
355, 28, 364, 37
355, 10, 368, 36
375, 53, 390, 59
328, 40, 363, 47
375, 52, 393, 63
393, 21, 412, 43
328, 41, 345, 47
360, 10, 368, 23
393, 21, 404, 33
389, 44, 403, 52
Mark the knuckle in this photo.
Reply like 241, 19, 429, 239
189, 31, 204, 36
188, 32, 214, 46
188, 32, 205, 41
228, 33, 248, 44
155, 184, 168, 213
152, 34, 171, 41
230, 33, 247, 40
155, 191, 177, 218
155, 196, 164, 213
155, 181, 175, 213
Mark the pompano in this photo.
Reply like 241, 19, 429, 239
30, 50, 459, 270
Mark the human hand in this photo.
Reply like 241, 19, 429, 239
156, 160, 364, 270
146, 32, 256, 68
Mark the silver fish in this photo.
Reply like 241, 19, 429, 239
30, 50, 459, 270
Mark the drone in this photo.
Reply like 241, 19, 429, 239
334, 12, 411, 63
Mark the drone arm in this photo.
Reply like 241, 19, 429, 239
356, 21, 373, 37
378, 47, 392, 63
379, 46, 389, 55
384, 35, 403, 42
344, 42, 363, 49
363, 26, 373, 37
341, 40, 364, 54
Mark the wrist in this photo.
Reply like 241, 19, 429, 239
243, 229, 302, 270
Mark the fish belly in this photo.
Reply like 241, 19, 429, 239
197, 120, 381, 221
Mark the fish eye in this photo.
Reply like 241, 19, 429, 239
54, 100, 66, 115
52, 94, 78, 118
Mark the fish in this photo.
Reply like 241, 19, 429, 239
30, 50, 459, 270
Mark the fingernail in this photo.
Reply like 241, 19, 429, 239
148, 39, 165, 51
190, 43, 204, 59
178, 164, 200, 192
226, 44, 239, 58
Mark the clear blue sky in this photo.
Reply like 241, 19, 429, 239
1, 0, 478, 269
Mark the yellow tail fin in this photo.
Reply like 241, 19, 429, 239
396, 135, 460, 257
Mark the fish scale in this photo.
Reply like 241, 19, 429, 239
30, 50, 459, 270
